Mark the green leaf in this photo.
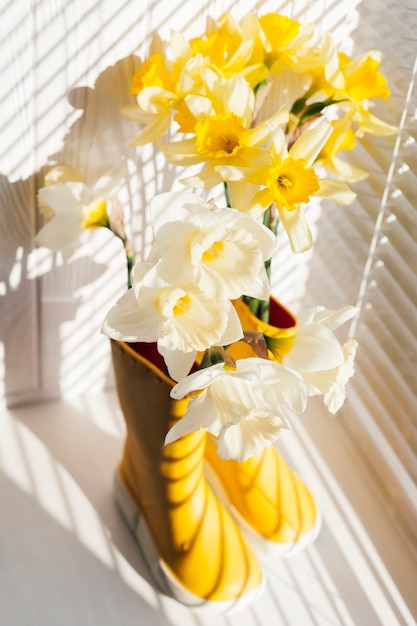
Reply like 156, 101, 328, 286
291, 97, 306, 116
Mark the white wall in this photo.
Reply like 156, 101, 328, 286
0, 0, 362, 407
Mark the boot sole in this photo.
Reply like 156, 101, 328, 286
113, 469, 265, 613
204, 461, 322, 558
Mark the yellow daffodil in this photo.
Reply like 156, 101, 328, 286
264, 156, 320, 210
339, 52, 391, 102
304, 48, 390, 103
333, 52, 397, 135
122, 34, 196, 145
256, 13, 315, 74
160, 75, 288, 191
295, 34, 346, 98
122, 85, 180, 146
217, 124, 356, 252
317, 115, 369, 182
190, 12, 268, 88
130, 54, 176, 94
123, 50, 222, 146
285, 43, 397, 141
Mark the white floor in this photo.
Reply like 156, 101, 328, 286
1, 392, 416, 626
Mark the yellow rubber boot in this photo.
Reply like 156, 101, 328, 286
203, 298, 321, 557
204, 440, 321, 557
110, 340, 264, 613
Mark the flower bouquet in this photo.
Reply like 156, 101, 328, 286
34, 10, 396, 614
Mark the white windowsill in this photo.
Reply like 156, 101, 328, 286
0, 392, 416, 626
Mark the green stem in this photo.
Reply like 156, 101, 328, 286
243, 206, 279, 322
199, 346, 228, 370
263, 204, 278, 264
223, 184, 278, 324
126, 250, 134, 290
223, 181, 231, 208
259, 205, 279, 322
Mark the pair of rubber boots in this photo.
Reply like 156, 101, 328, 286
111, 338, 321, 615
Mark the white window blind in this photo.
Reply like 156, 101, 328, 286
271, 0, 417, 551
346, 3, 417, 545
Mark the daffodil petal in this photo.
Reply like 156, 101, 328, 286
35, 218, 87, 262
101, 287, 159, 342
227, 180, 262, 214
216, 415, 285, 461
157, 342, 197, 381
223, 39, 254, 76
217, 301, 244, 345
235, 358, 307, 413
165, 391, 219, 443
248, 188, 274, 216
354, 104, 398, 137
317, 179, 356, 205
183, 94, 215, 119
244, 105, 289, 146
303, 339, 357, 413
284, 324, 344, 372
215, 165, 246, 182
289, 124, 333, 166
170, 363, 226, 399
150, 191, 203, 233
137, 86, 177, 113
271, 128, 288, 160
217, 75, 254, 122
321, 33, 345, 89
121, 105, 154, 123
35, 185, 88, 261
166, 357, 308, 461
130, 113, 172, 146
327, 155, 369, 182
37, 184, 84, 216
324, 340, 357, 412
278, 205, 313, 253
297, 305, 359, 330
180, 164, 223, 188
159, 139, 202, 165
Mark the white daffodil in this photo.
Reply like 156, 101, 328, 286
165, 357, 308, 461
148, 191, 276, 300
34, 164, 125, 262
101, 262, 243, 381
300, 339, 358, 413
38, 164, 85, 217
281, 305, 358, 413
